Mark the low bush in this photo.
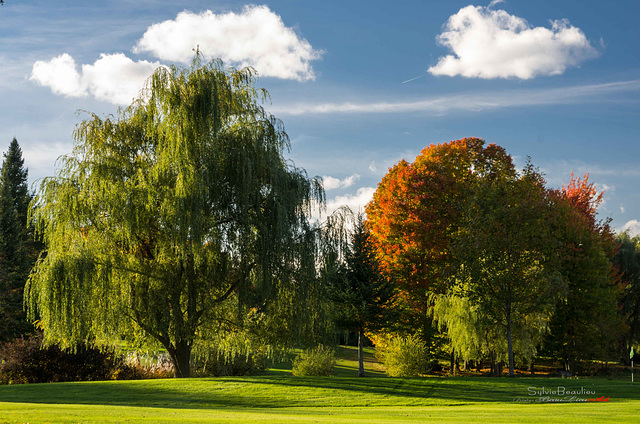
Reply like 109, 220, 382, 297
0, 335, 142, 384
375, 334, 428, 377
292, 345, 335, 376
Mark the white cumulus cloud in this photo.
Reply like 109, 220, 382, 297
30, 53, 86, 98
325, 186, 376, 217
622, 220, 640, 237
428, 5, 598, 79
133, 5, 322, 81
30, 53, 162, 105
322, 174, 359, 190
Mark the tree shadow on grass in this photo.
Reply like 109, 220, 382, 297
0, 376, 635, 410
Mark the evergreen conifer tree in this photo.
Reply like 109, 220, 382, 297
331, 214, 397, 377
0, 138, 36, 341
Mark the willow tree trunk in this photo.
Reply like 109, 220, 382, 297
358, 330, 365, 377
168, 342, 192, 378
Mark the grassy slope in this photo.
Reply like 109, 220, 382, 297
0, 347, 638, 423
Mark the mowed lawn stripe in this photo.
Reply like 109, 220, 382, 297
1, 402, 639, 424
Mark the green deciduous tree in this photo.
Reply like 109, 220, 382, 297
451, 163, 564, 377
26, 58, 323, 377
542, 174, 620, 373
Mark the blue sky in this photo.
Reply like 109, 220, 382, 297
1, 0, 639, 233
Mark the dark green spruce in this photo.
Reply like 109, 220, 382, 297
330, 214, 396, 377
0, 138, 38, 342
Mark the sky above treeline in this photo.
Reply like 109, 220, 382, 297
1, 0, 639, 234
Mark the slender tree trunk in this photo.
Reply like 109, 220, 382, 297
568, 357, 575, 376
358, 330, 365, 377
506, 303, 515, 377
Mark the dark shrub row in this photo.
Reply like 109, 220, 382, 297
0, 335, 141, 384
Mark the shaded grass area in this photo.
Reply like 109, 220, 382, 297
0, 376, 639, 423
0, 375, 637, 409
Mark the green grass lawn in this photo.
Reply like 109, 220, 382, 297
0, 347, 638, 423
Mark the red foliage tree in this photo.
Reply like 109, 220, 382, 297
365, 138, 514, 335
562, 172, 605, 229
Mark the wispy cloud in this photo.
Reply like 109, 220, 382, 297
133, 5, 322, 81
488, 0, 506, 8
540, 159, 640, 187
429, 5, 598, 79
270, 79, 640, 116
322, 174, 360, 190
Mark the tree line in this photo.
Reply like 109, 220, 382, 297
366, 139, 634, 377
1, 58, 639, 378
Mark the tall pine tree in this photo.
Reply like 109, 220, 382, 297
330, 214, 397, 377
0, 138, 36, 342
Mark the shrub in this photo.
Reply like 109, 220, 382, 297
292, 345, 335, 376
0, 335, 142, 384
375, 334, 428, 377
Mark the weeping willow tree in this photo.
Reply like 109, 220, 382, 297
432, 292, 552, 375
26, 57, 324, 378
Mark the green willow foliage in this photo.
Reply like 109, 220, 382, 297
26, 57, 324, 377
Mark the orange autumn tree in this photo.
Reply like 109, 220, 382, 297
365, 138, 513, 341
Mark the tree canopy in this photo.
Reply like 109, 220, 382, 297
26, 57, 323, 377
